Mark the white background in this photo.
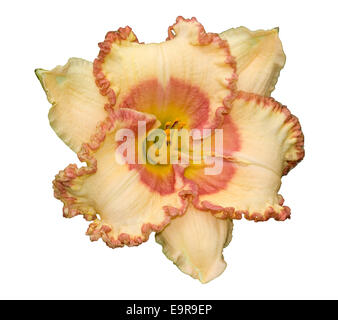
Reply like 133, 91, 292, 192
1, 0, 337, 299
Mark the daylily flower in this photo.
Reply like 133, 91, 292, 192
36, 16, 304, 283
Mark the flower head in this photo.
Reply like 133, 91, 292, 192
36, 16, 304, 283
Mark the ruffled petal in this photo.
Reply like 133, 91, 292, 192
35, 58, 108, 152
220, 27, 286, 96
53, 108, 187, 247
156, 205, 233, 283
94, 17, 236, 129
184, 91, 304, 221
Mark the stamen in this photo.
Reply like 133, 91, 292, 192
164, 119, 186, 145
165, 121, 172, 129
171, 119, 179, 128
178, 122, 186, 130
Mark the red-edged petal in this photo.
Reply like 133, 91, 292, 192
53, 108, 188, 247
94, 16, 237, 129
183, 92, 304, 222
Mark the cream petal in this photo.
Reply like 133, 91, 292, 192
220, 26, 286, 96
36, 58, 108, 152
156, 205, 233, 283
